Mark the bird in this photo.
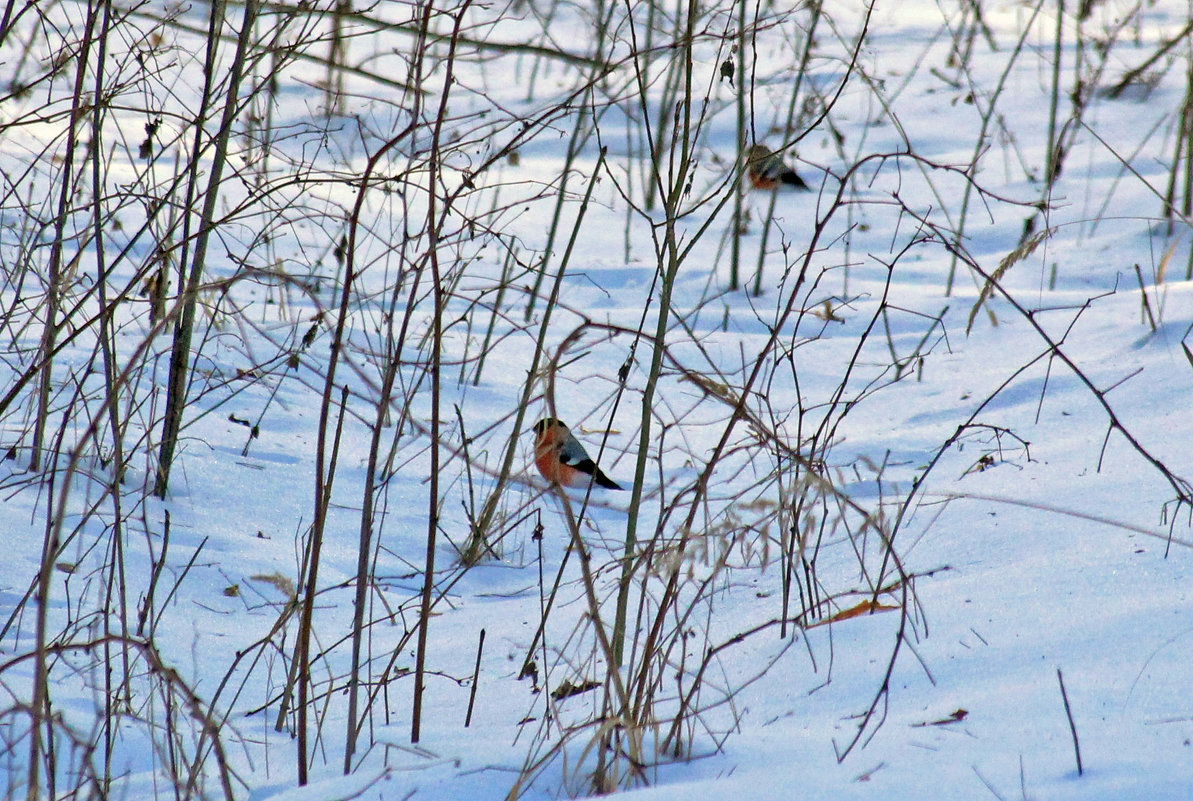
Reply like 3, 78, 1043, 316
745, 144, 810, 191
531, 418, 623, 491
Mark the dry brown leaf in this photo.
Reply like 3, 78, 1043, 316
808, 598, 899, 627
912, 708, 969, 727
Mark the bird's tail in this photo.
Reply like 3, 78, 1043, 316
594, 469, 623, 490
781, 170, 810, 190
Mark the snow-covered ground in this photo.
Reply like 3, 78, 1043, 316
2, 0, 1193, 798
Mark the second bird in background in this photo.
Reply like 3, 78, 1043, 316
745, 143, 810, 191
531, 418, 623, 491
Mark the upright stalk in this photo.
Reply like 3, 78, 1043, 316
729, 0, 747, 290
25, 2, 101, 794
87, 0, 135, 790
295, 383, 348, 784
413, 0, 471, 744
154, 0, 259, 497
612, 0, 701, 666
28, 0, 102, 472
1044, 0, 1064, 187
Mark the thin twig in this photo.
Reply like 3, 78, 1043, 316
1057, 668, 1084, 776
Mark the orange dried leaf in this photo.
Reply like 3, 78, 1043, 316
809, 598, 899, 627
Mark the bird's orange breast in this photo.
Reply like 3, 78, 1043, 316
535, 447, 588, 488
748, 171, 780, 190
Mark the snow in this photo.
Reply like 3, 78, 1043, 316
3, 0, 1193, 798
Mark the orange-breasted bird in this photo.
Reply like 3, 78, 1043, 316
745, 144, 810, 191
531, 418, 623, 491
